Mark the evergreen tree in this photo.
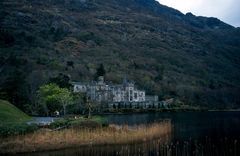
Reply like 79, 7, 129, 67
95, 64, 106, 80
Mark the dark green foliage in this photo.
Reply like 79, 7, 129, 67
49, 118, 70, 129
0, 29, 15, 47
96, 64, 106, 77
67, 61, 74, 68
76, 32, 102, 45
0, 69, 28, 110
209, 80, 216, 90
49, 116, 107, 129
37, 83, 73, 116
49, 73, 72, 89
0, 123, 38, 137
155, 65, 165, 81
51, 26, 68, 41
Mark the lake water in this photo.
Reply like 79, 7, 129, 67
27, 117, 57, 126
23, 112, 240, 156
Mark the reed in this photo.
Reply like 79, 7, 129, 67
0, 121, 171, 154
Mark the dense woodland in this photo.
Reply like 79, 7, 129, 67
0, 0, 240, 114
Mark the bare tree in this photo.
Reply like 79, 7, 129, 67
83, 95, 100, 118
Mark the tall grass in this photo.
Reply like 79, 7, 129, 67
0, 121, 171, 154
22, 137, 238, 156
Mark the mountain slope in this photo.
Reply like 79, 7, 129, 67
0, 0, 240, 110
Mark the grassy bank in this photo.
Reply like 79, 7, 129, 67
0, 122, 171, 154
0, 100, 31, 123
0, 100, 38, 137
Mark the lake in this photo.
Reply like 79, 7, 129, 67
22, 112, 240, 156
27, 117, 57, 126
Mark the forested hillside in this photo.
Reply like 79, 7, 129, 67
0, 0, 240, 112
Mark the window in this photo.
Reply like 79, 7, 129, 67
134, 93, 138, 99
130, 90, 133, 95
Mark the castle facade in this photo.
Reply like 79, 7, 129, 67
72, 76, 158, 104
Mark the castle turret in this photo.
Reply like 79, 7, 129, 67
98, 76, 104, 85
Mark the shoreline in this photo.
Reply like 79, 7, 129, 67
0, 122, 171, 154
29, 109, 240, 118
99, 109, 240, 115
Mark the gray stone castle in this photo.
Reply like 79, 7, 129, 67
72, 76, 160, 108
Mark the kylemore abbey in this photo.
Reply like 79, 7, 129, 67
72, 76, 170, 109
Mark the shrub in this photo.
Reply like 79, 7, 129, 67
49, 118, 71, 129
76, 32, 102, 45
0, 123, 38, 137
49, 116, 107, 129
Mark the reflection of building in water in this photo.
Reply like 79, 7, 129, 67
72, 76, 170, 108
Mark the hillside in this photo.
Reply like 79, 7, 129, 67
0, 0, 240, 110
0, 100, 30, 123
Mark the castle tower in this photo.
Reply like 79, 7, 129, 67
98, 76, 104, 85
